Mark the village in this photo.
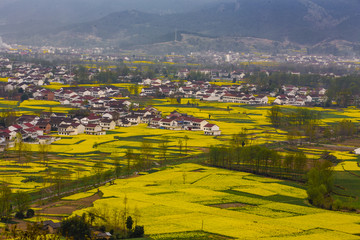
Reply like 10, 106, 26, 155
0, 56, 332, 149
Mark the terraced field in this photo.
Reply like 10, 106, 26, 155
2, 98, 360, 195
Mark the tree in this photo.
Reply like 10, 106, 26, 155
53, 171, 68, 196
126, 216, 133, 232
294, 151, 307, 173
287, 129, 301, 145
284, 153, 294, 173
0, 184, 12, 221
183, 135, 189, 154
231, 132, 241, 155
0, 109, 17, 128
232, 128, 249, 148
305, 123, 318, 143
38, 143, 51, 164
68, 108, 91, 119
209, 145, 220, 166
22, 144, 32, 165
140, 140, 153, 169
117, 65, 130, 76
158, 136, 169, 162
267, 105, 282, 127
129, 84, 140, 96
113, 156, 122, 178
13, 190, 31, 214
306, 160, 334, 208
187, 71, 210, 81
125, 149, 134, 176
133, 206, 141, 226
333, 119, 356, 140
20, 93, 29, 102
74, 65, 89, 84
26, 209, 35, 218
131, 225, 144, 238
178, 139, 183, 155
182, 171, 187, 184
122, 195, 129, 231
60, 215, 91, 240
92, 162, 104, 185
14, 132, 24, 162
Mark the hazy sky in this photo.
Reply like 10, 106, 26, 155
0, 0, 233, 25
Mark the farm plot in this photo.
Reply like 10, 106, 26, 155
18, 100, 74, 113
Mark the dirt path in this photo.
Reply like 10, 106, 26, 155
35, 192, 101, 216
8, 192, 102, 231
302, 142, 355, 151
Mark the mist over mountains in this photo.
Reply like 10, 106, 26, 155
1, 0, 360, 55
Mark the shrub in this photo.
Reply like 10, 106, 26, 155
15, 211, 25, 219
126, 216, 133, 231
99, 225, 106, 232
21, 176, 44, 183
332, 199, 342, 210
130, 225, 144, 238
26, 209, 35, 218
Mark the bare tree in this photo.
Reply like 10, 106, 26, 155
140, 140, 153, 169
39, 143, 51, 164
14, 132, 24, 162
183, 135, 189, 154
158, 136, 169, 163
0, 184, 12, 221
125, 148, 134, 176
178, 139, 183, 155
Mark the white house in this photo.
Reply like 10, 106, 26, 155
191, 119, 208, 131
203, 124, 221, 136
85, 124, 105, 135
60, 99, 70, 105
58, 124, 75, 136
159, 119, 178, 130
58, 123, 84, 135
254, 95, 268, 105
355, 148, 360, 155
125, 115, 141, 125
142, 78, 152, 85
72, 123, 85, 135
100, 119, 116, 131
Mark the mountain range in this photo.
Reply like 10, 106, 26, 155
1, 0, 360, 55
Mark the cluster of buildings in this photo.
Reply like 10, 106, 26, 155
1, 60, 75, 87
0, 56, 329, 108
140, 78, 328, 106
51, 86, 126, 105
0, 104, 221, 149
0, 114, 56, 148
273, 85, 327, 106
149, 110, 221, 136
0, 111, 118, 148
187, 50, 360, 70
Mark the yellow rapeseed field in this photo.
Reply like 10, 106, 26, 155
69, 163, 360, 239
